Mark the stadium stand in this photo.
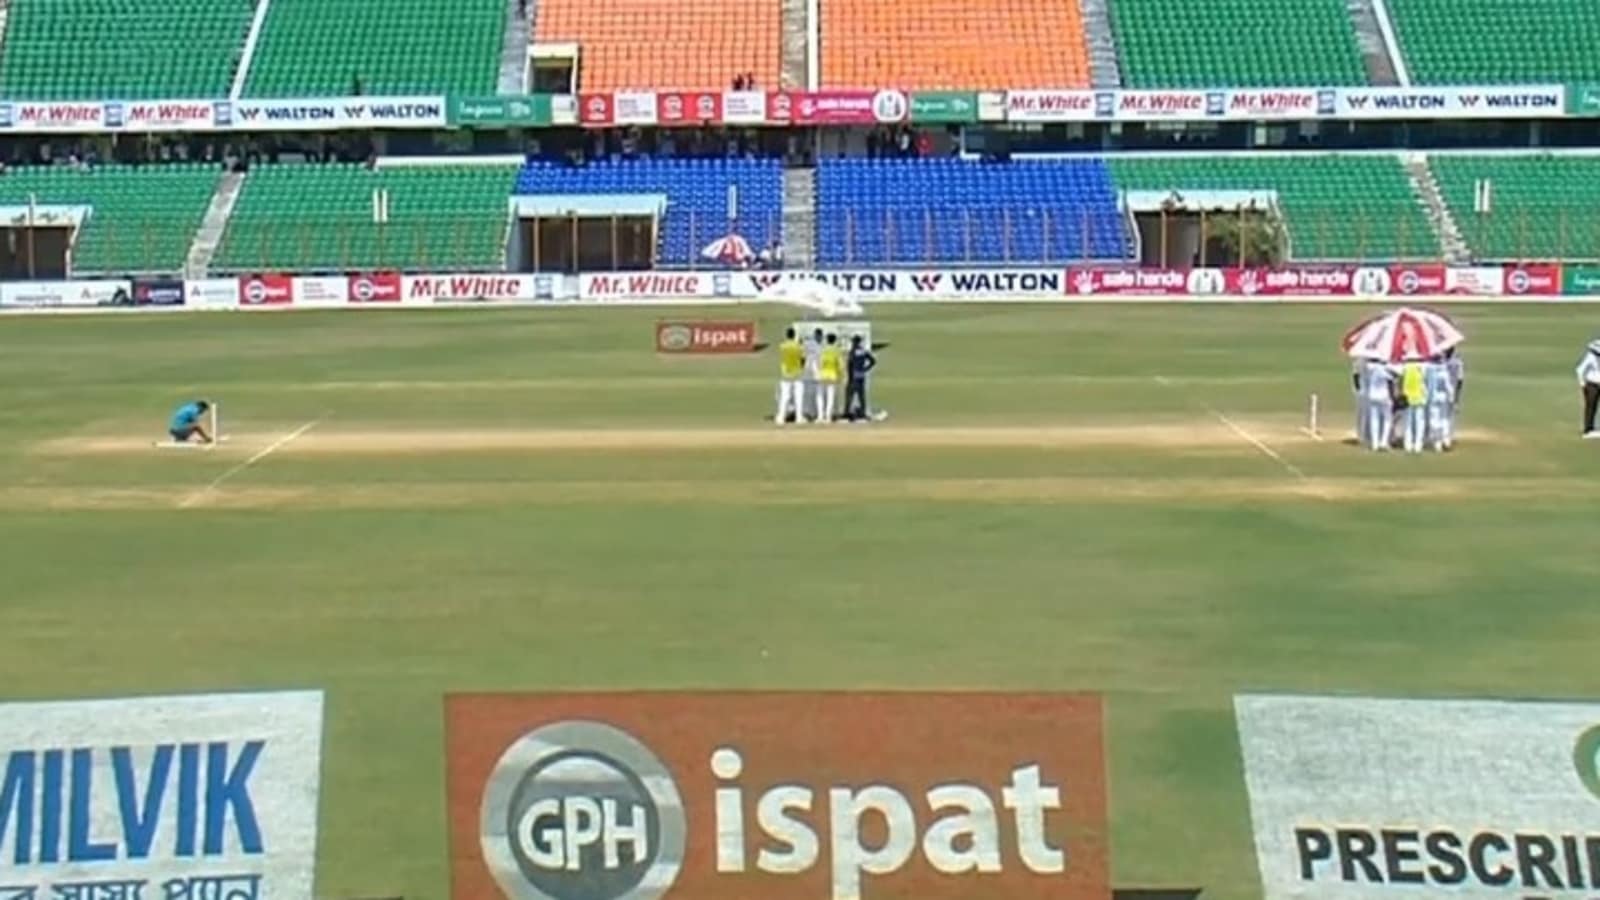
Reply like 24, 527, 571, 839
535, 0, 780, 91
0, 165, 219, 274
245, 0, 504, 97
0, 0, 253, 99
514, 159, 783, 266
814, 158, 1127, 266
1108, 0, 1366, 88
1385, 0, 1600, 83
818, 0, 1089, 90
1109, 156, 1438, 260
213, 165, 517, 271
1431, 155, 1600, 260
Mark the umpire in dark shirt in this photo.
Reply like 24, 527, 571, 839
845, 335, 876, 421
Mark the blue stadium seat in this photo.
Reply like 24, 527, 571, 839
814, 158, 1128, 267
514, 159, 783, 266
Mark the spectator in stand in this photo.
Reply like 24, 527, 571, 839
351, 72, 363, 95
766, 240, 784, 269
733, 74, 746, 90
896, 128, 912, 157
915, 130, 932, 158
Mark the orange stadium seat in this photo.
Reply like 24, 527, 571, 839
535, 0, 781, 91
820, 0, 1089, 90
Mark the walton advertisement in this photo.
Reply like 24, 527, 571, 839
1236, 693, 1600, 900
0, 691, 324, 900
447, 692, 1110, 900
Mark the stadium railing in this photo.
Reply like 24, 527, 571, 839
38, 208, 1600, 276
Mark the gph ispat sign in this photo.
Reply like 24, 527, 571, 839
447, 692, 1110, 900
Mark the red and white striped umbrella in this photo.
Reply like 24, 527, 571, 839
1341, 307, 1464, 361
700, 233, 753, 265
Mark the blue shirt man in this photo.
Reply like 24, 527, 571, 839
845, 337, 876, 421
169, 400, 212, 443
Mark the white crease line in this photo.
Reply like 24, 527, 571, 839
1152, 374, 1308, 481
180, 419, 321, 509
1208, 407, 1308, 481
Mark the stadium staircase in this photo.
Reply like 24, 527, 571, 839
498, 0, 531, 93
0, 2, 10, 60
781, 0, 810, 88
782, 168, 817, 268
1400, 154, 1468, 263
230, 0, 274, 100
1386, 0, 1600, 83
1344, 0, 1402, 85
1109, 0, 1366, 87
1078, 0, 1124, 89
186, 173, 247, 278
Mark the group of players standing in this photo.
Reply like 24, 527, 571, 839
775, 327, 877, 424
1353, 350, 1463, 453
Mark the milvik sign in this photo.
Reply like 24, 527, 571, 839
447, 692, 1113, 900
0, 691, 324, 900
1236, 694, 1600, 900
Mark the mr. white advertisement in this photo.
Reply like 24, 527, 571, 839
0, 691, 324, 900
1236, 694, 1600, 900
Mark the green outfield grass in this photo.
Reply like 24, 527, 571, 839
3, 303, 1600, 899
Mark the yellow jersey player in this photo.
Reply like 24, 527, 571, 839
776, 328, 805, 424
817, 334, 843, 423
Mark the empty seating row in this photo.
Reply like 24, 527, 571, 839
0, 165, 219, 273
819, 0, 1090, 90
214, 165, 517, 271
0, 0, 252, 99
815, 158, 1127, 265
514, 159, 783, 266
534, 0, 779, 91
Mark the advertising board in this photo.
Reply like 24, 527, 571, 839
743, 269, 1062, 300
237, 274, 293, 306
0, 280, 132, 308
290, 276, 349, 307
1237, 694, 1600, 900
0, 691, 324, 900
655, 320, 758, 353
401, 274, 545, 304
446, 692, 1109, 900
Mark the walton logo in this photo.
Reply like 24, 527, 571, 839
481, 721, 685, 900
1576, 725, 1600, 801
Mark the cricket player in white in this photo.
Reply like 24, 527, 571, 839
1351, 358, 1369, 445
1425, 355, 1455, 450
1364, 358, 1396, 451
801, 328, 822, 422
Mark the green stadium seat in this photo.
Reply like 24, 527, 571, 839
244, 0, 504, 97
1431, 155, 1600, 261
1387, 0, 1600, 84
0, 164, 219, 273
1109, 0, 1366, 88
0, 0, 253, 99
213, 165, 517, 271
1110, 156, 1437, 260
